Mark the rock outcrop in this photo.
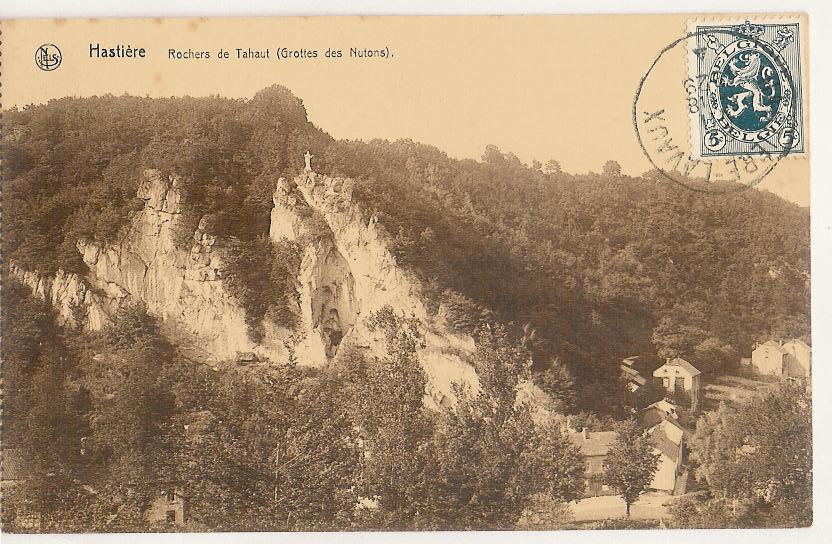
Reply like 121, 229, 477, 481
271, 172, 480, 407
12, 168, 481, 407
11, 170, 266, 362
9, 262, 115, 330
75, 170, 261, 361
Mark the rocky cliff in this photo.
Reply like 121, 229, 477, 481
270, 172, 480, 407
12, 168, 480, 407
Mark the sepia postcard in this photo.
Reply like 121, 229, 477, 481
0, 13, 812, 536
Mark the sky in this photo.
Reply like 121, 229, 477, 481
1, 14, 809, 205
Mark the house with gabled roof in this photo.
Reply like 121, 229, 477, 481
751, 340, 788, 375
653, 357, 702, 410
640, 399, 680, 428
568, 428, 618, 498
783, 339, 811, 377
647, 419, 685, 494
752, 339, 811, 377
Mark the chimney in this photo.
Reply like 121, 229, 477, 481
582, 427, 589, 440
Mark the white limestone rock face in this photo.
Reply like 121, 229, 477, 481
13, 169, 286, 363
9, 262, 116, 330
76, 169, 279, 361
269, 177, 310, 242
270, 172, 481, 407
13, 167, 483, 408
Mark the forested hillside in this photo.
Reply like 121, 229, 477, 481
2, 85, 810, 413
1, 85, 812, 531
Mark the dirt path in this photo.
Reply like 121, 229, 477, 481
568, 492, 670, 521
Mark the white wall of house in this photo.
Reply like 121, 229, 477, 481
783, 341, 811, 377
649, 451, 677, 492
751, 344, 785, 375
654, 365, 694, 391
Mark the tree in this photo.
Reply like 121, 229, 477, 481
692, 336, 738, 374
165, 356, 359, 531
535, 357, 577, 413
602, 160, 622, 176
531, 421, 586, 504
482, 144, 506, 166
684, 382, 812, 527
426, 324, 535, 529
543, 159, 562, 175
350, 307, 441, 529
602, 419, 659, 517
428, 325, 584, 529
651, 301, 713, 360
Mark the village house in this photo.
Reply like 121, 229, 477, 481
620, 356, 648, 393
751, 339, 811, 377
145, 488, 188, 526
567, 419, 687, 499
568, 428, 618, 498
646, 419, 686, 494
751, 340, 787, 375
783, 339, 811, 375
653, 358, 702, 410
640, 399, 680, 428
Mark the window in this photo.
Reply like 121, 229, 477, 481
663, 377, 670, 388
165, 510, 176, 524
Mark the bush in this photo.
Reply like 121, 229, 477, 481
223, 235, 302, 342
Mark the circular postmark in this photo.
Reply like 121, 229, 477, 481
35, 43, 62, 71
633, 25, 800, 194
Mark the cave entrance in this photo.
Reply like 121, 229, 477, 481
323, 309, 345, 357
310, 243, 358, 359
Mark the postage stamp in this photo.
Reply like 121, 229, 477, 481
686, 18, 805, 159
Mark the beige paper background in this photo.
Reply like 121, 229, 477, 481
1, 15, 809, 204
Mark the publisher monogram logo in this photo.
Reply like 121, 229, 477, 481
35, 44, 62, 71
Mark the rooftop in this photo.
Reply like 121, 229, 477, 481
568, 430, 617, 457
644, 399, 678, 416
621, 365, 647, 385
648, 420, 684, 463
759, 340, 788, 354
622, 356, 640, 366
654, 357, 701, 377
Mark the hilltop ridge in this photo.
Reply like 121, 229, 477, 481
2, 85, 810, 413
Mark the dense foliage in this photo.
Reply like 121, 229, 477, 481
671, 381, 812, 528
1, 288, 585, 531
2, 88, 810, 409
319, 140, 809, 408
1, 85, 813, 531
